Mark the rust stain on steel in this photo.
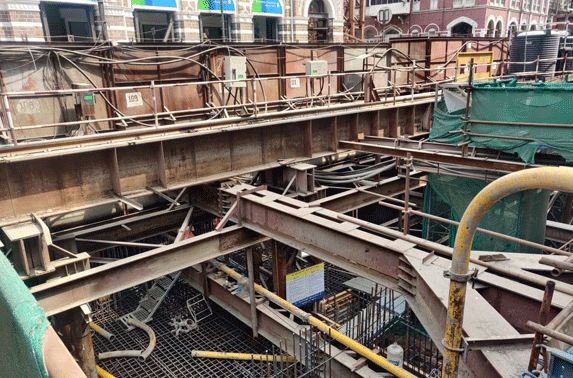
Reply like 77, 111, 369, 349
21, 77, 38, 92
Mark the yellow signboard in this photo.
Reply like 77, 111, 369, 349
456, 51, 495, 82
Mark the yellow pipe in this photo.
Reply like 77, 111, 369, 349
442, 167, 573, 378
89, 322, 114, 341
96, 365, 117, 378
191, 350, 296, 363
212, 260, 416, 378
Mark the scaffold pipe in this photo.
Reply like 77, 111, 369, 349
98, 319, 155, 361
89, 322, 114, 341
127, 319, 156, 361
98, 350, 141, 360
191, 350, 296, 363
212, 260, 416, 378
443, 167, 573, 378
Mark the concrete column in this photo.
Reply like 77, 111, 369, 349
292, 17, 309, 43
278, 18, 290, 41
332, 19, 344, 43
173, 12, 184, 41
231, 14, 253, 42
103, 5, 135, 42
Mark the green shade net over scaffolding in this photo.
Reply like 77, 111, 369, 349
429, 80, 573, 164
422, 174, 550, 253
0, 252, 49, 378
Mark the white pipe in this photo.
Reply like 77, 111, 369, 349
98, 350, 141, 359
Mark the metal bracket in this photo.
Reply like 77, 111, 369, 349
441, 338, 464, 353
443, 268, 478, 283
460, 334, 535, 362
80, 304, 92, 324
235, 185, 267, 226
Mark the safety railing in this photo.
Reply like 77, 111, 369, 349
1, 51, 572, 147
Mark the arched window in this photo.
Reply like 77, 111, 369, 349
308, 0, 331, 42
428, 27, 437, 36
309, 0, 326, 14
383, 28, 400, 42
509, 22, 517, 36
487, 20, 495, 37
451, 22, 473, 36
495, 20, 502, 37
365, 29, 376, 41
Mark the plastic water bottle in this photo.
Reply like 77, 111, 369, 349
236, 277, 249, 298
387, 342, 404, 367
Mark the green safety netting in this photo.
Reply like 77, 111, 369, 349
0, 252, 49, 378
429, 80, 573, 164
422, 174, 550, 253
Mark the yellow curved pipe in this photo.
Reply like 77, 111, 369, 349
96, 365, 117, 378
191, 350, 296, 363
213, 260, 416, 378
442, 167, 573, 378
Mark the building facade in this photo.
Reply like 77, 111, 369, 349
0, 0, 344, 43
362, 0, 550, 41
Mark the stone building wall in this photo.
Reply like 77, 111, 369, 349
0, 0, 343, 43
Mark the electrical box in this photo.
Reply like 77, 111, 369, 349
305, 60, 328, 77
76, 92, 96, 116
72, 83, 96, 117
224, 56, 247, 88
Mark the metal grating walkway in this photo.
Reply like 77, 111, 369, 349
91, 280, 282, 378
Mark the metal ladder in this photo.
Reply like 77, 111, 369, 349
119, 272, 181, 330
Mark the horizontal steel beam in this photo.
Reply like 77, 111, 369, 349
31, 226, 267, 316
1, 97, 434, 163
546, 220, 573, 244
309, 173, 424, 213
239, 190, 407, 290
340, 139, 532, 172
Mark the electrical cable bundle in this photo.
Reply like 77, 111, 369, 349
314, 160, 396, 184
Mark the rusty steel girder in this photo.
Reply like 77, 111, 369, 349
31, 226, 267, 316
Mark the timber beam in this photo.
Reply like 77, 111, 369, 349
31, 226, 268, 316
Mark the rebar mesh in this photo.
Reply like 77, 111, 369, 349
323, 263, 443, 377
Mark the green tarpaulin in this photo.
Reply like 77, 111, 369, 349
422, 174, 549, 253
430, 80, 573, 164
